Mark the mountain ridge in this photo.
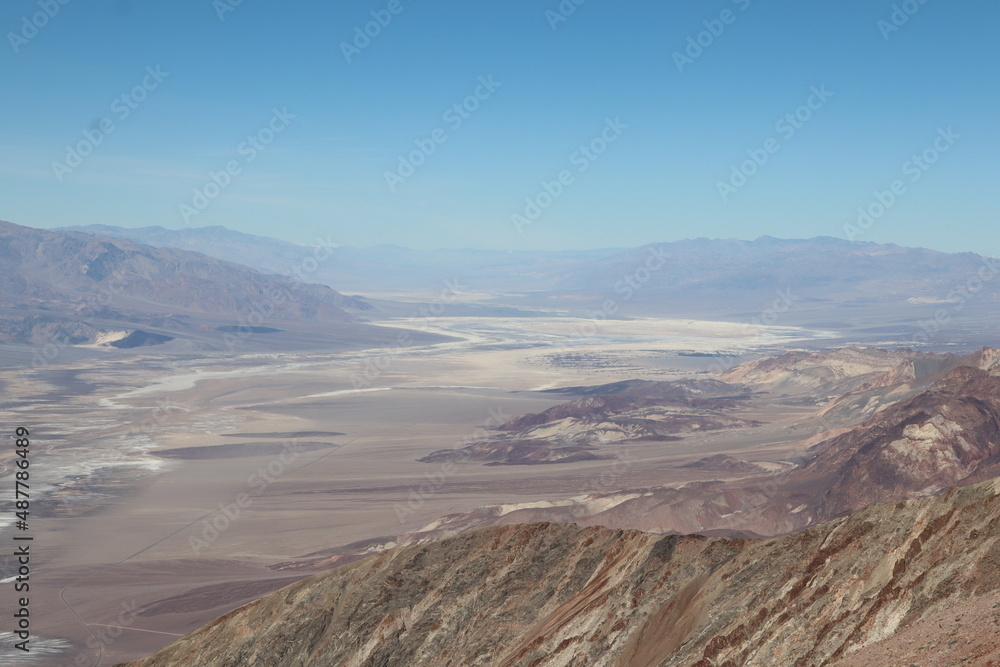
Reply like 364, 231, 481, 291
57, 225, 1000, 313
120, 477, 1000, 666
0, 220, 371, 345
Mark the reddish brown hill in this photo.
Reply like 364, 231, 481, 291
803, 365, 1000, 520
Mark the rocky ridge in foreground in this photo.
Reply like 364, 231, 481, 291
123, 477, 1000, 666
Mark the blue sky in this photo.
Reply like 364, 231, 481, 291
1, 1, 997, 253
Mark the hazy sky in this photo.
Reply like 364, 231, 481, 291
2, 1, 997, 253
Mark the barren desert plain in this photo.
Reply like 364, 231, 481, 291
1, 309, 858, 665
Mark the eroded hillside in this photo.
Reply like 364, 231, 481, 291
122, 477, 1000, 666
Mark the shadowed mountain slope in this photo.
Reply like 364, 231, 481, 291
0, 220, 372, 345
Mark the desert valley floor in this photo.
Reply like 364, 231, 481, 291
0, 312, 994, 665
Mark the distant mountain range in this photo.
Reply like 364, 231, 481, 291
8, 219, 997, 348
0, 220, 371, 347
59, 224, 330, 280
59, 223, 622, 296
60, 224, 1000, 336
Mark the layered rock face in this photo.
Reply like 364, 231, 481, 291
122, 478, 1000, 666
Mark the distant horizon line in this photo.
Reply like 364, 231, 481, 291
5, 218, 990, 258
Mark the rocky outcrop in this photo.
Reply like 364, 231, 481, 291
717, 347, 956, 397
108, 330, 174, 348
802, 365, 1000, 518
678, 454, 765, 474
420, 380, 755, 466
419, 438, 608, 466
